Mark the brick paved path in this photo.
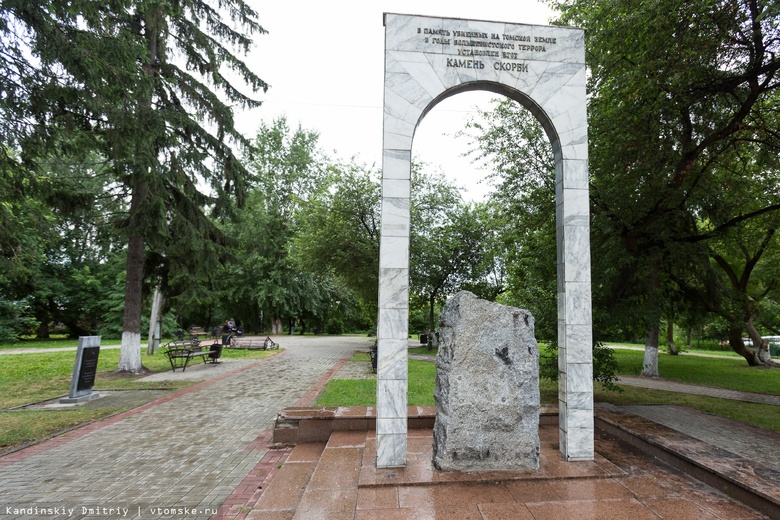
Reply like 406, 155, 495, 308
0, 336, 371, 520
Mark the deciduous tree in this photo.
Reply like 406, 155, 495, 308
556, 0, 780, 371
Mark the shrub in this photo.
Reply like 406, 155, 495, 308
540, 340, 620, 391
0, 298, 35, 344
325, 318, 344, 335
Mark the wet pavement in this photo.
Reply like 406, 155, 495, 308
0, 336, 369, 520
0, 336, 777, 519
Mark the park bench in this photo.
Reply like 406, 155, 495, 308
229, 336, 279, 350
162, 339, 222, 372
359, 342, 378, 373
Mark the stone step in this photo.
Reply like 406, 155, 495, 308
245, 441, 326, 518
272, 405, 559, 445
272, 405, 434, 444
249, 407, 774, 519
248, 421, 625, 519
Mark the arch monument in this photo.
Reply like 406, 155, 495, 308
377, 13, 593, 468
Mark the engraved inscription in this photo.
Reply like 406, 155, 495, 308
417, 25, 559, 72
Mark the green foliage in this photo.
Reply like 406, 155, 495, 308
325, 318, 344, 335
0, 298, 34, 343
218, 117, 339, 333
295, 161, 381, 313
1, 1, 269, 372
540, 342, 621, 392
592, 342, 621, 391
463, 99, 558, 340
551, 0, 780, 364
410, 166, 496, 330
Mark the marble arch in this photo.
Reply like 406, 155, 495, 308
377, 13, 593, 468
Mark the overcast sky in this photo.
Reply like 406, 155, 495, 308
238, 1, 557, 200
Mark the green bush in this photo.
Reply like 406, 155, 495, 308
540, 340, 620, 391
688, 338, 732, 351
0, 298, 35, 344
325, 318, 344, 335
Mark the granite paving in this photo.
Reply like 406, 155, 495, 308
620, 404, 780, 473
0, 335, 371, 520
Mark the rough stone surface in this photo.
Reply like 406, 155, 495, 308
433, 291, 540, 471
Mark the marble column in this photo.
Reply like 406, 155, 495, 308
556, 157, 594, 460
376, 149, 412, 468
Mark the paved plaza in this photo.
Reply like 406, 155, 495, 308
0, 336, 371, 520
0, 336, 776, 519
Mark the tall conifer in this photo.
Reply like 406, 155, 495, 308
1, 1, 267, 371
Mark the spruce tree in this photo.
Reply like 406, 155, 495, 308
1, 1, 267, 371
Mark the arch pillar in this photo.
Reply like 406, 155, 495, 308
377, 13, 592, 468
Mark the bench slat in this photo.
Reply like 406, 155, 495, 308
229, 336, 279, 350
162, 339, 222, 371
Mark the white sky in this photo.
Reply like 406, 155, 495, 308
238, 1, 557, 200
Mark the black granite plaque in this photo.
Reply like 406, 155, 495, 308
62, 336, 102, 403
76, 346, 100, 392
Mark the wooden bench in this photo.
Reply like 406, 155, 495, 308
229, 336, 279, 350
359, 343, 378, 373
162, 339, 222, 372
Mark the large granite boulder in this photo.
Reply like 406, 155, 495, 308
433, 291, 540, 471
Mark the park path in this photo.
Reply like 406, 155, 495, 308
616, 375, 780, 405
0, 335, 372, 520
607, 343, 777, 361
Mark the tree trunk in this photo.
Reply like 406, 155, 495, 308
667, 320, 678, 355
727, 325, 762, 366
641, 262, 661, 376
147, 286, 163, 355
270, 315, 283, 335
118, 7, 161, 373
118, 232, 145, 373
743, 318, 774, 366
428, 293, 436, 333
35, 309, 50, 339
642, 321, 661, 377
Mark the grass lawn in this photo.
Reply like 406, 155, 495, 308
593, 383, 780, 433
0, 337, 123, 350
317, 359, 437, 406
610, 349, 780, 394
0, 344, 277, 452
317, 346, 780, 433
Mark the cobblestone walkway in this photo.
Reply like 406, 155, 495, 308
0, 336, 372, 520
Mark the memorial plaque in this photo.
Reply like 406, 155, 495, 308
61, 336, 101, 404
76, 345, 100, 391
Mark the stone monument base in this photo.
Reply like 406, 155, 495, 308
60, 392, 100, 404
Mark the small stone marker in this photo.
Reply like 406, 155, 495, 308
60, 336, 101, 404
433, 291, 540, 471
